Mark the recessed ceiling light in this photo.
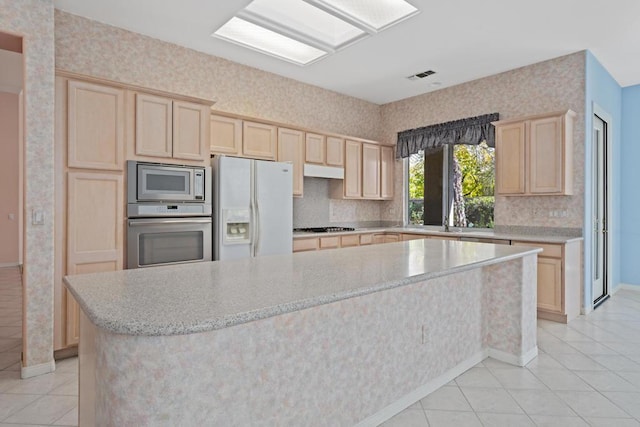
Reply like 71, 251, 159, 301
305, 0, 419, 31
244, 0, 366, 49
213, 17, 328, 65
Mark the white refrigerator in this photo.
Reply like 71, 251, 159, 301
212, 156, 293, 260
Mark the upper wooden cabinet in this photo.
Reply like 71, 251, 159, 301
243, 121, 277, 160
380, 145, 394, 200
326, 137, 344, 167
331, 140, 394, 200
135, 93, 210, 163
304, 133, 344, 168
67, 80, 125, 171
277, 127, 304, 197
494, 110, 575, 196
210, 114, 242, 156
305, 133, 325, 164
343, 140, 362, 198
362, 143, 381, 199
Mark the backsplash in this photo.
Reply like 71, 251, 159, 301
293, 178, 387, 228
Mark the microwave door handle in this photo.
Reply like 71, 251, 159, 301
128, 218, 212, 226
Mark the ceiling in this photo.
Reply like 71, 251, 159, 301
53, 0, 640, 105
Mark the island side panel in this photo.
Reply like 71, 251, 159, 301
483, 254, 538, 365
86, 269, 487, 426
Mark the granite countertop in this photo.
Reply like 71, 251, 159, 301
293, 226, 583, 244
64, 240, 541, 337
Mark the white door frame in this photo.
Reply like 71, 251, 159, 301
590, 102, 613, 311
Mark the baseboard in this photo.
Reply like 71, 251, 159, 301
21, 359, 55, 379
538, 310, 568, 323
355, 350, 487, 427
0, 262, 20, 268
489, 346, 538, 367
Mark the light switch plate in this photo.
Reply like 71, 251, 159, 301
32, 209, 44, 225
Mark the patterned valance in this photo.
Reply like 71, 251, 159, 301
396, 113, 499, 158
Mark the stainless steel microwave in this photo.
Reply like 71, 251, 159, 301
127, 161, 211, 204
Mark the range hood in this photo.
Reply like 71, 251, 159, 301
303, 164, 344, 179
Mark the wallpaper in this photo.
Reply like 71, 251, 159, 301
0, 0, 55, 370
380, 52, 586, 229
54, 11, 382, 142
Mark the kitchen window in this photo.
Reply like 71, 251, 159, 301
408, 141, 495, 228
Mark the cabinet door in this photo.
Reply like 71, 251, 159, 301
172, 101, 209, 162
380, 145, 394, 199
277, 128, 304, 197
495, 122, 526, 195
319, 236, 340, 250
402, 233, 426, 241
340, 235, 360, 247
326, 136, 344, 167
384, 234, 400, 243
362, 143, 381, 199
135, 93, 173, 159
344, 140, 362, 198
67, 80, 125, 171
293, 238, 318, 252
537, 256, 563, 313
243, 121, 277, 160
529, 116, 563, 194
66, 172, 124, 345
210, 114, 242, 156
305, 133, 325, 164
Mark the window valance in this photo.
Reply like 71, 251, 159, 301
396, 113, 499, 158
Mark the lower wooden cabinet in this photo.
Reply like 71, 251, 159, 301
512, 240, 581, 323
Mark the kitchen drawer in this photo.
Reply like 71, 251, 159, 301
460, 237, 511, 245
293, 238, 318, 252
402, 233, 426, 241
359, 234, 374, 245
340, 235, 359, 247
319, 236, 340, 250
512, 241, 562, 258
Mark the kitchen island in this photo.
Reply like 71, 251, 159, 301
65, 239, 540, 426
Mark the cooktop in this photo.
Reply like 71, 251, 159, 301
293, 227, 356, 233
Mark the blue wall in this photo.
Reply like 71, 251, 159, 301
584, 51, 623, 306
621, 84, 640, 285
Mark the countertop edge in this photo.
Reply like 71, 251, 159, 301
64, 246, 541, 337
293, 227, 583, 244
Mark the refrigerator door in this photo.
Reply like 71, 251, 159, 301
213, 156, 252, 260
253, 160, 293, 256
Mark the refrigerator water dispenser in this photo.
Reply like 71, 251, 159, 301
222, 209, 250, 244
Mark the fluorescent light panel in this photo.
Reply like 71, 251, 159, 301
309, 0, 418, 30
245, 0, 365, 48
213, 17, 327, 65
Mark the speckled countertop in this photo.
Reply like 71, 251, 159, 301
293, 226, 583, 244
64, 240, 541, 337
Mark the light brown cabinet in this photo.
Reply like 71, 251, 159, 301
494, 110, 575, 196
134, 93, 210, 163
326, 136, 344, 167
343, 140, 363, 198
331, 140, 394, 200
512, 240, 581, 323
362, 144, 381, 199
380, 146, 395, 199
293, 238, 319, 252
401, 233, 427, 241
243, 121, 277, 160
67, 80, 125, 171
305, 133, 325, 164
277, 127, 304, 197
210, 114, 242, 156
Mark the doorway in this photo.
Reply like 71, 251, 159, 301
592, 112, 609, 307
0, 31, 24, 371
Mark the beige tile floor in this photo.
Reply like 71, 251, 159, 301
1, 265, 640, 426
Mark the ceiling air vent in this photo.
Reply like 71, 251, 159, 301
407, 70, 436, 80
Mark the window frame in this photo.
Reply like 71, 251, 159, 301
405, 144, 495, 231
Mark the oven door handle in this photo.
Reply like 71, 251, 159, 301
128, 218, 212, 226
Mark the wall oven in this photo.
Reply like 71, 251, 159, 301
126, 161, 212, 269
